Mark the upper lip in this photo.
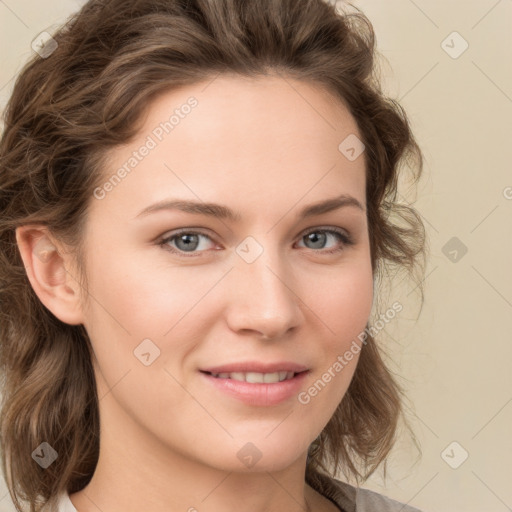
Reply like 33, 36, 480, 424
200, 361, 309, 374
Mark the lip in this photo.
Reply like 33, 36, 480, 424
199, 362, 310, 407
200, 361, 309, 374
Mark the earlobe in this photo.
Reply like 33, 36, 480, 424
15, 225, 85, 325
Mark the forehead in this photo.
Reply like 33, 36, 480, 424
93, 74, 366, 221
143, 73, 361, 151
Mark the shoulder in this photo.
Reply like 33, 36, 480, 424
307, 470, 425, 512
353, 485, 424, 512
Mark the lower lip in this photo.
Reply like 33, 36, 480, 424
200, 371, 309, 406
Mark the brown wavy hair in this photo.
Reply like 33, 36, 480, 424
0, 0, 428, 510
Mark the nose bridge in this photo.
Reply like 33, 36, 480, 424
228, 234, 301, 336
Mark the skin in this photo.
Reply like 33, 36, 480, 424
16, 74, 373, 512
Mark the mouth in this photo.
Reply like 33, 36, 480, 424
200, 370, 305, 383
198, 365, 310, 406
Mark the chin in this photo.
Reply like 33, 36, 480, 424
229, 432, 312, 473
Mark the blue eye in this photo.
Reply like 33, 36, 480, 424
298, 228, 354, 254
159, 229, 215, 256
158, 227, 354, 257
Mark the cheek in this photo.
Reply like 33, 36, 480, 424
81, 249, 218, 394
302, 261, 373, 400
85, 247, 210, 334
307, 259, 374, 343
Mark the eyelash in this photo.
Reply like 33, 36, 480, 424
157, 227, 354, 257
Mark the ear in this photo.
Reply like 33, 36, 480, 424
15, 225, 85, 325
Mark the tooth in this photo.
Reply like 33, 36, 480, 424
245, 372, 265, 383
263, 372, 281, 383
211, 371, 297, 382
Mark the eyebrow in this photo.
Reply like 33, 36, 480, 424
135, 193, 365, 221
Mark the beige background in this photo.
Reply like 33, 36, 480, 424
1, 1, 511, 511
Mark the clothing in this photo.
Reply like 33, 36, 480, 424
55, 471, 423, 512
308, 469, 424, 511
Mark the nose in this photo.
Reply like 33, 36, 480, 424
224, 246, 303, 341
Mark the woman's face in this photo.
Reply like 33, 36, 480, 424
79, 74, 373, 472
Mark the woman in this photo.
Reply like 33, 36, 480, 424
0, 1, 428, 511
